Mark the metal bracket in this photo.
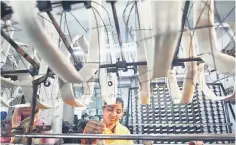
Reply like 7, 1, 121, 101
116, 60, 128, 72
38, 1, 92, 12
37, 1, 52, 12
1, 2, 13, 21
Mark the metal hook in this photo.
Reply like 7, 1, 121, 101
44, 80, 51, 87
108, 81, 113, 86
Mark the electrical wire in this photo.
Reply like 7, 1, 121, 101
134, 1, 141, 30
91, 5, 115, 95
127, 1, 144, 90
91, 1, 113, 27
58, 12, 64, 47
122, 1, 134, 42
65, 13, 73, 42
69, 12, 87, 33
91, 6, 110, 45
125, 2, 135, 41
37, 13, 53, 24
1, 24, 21, 32
214, 3, 235, 37
91, 7, 101, 99
122, 1, 133, 24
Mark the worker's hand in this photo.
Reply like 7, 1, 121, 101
189, 141, 204, 145
84, 120, 105, 134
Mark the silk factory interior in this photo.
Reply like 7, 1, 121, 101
0, 0, 235, 145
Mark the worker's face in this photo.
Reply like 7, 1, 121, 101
102, 102, 123, 126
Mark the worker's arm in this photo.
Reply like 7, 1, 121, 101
10, 108, 20, 143
189, 141, 204, 145
81, 120, 105, 144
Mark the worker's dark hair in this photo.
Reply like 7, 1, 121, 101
104, 97, 124, 109
81, 113, 88, 119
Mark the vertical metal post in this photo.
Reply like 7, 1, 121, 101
172, 1, 190, 67
228, 103, 235, 121
126, 88, 132, 127
27, 84, 38, 145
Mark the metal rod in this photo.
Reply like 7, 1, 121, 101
135, 1, 141, 30
1, 57, 203, 75
110, 1, 125, 61
1, 69, 30, 75
8, 133, 235, 141
26, 85, 38, 145
47, 11, 82, 68
1, 29, 40, 69
177, 57, 202, 62
228, 103, 235, 121
172, 1, 190, 68
212, 75, 231, 83
100, 58, 203, 68
126, 87, 133, 126
99, 61, 146, 68
219, 84, 232, 133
